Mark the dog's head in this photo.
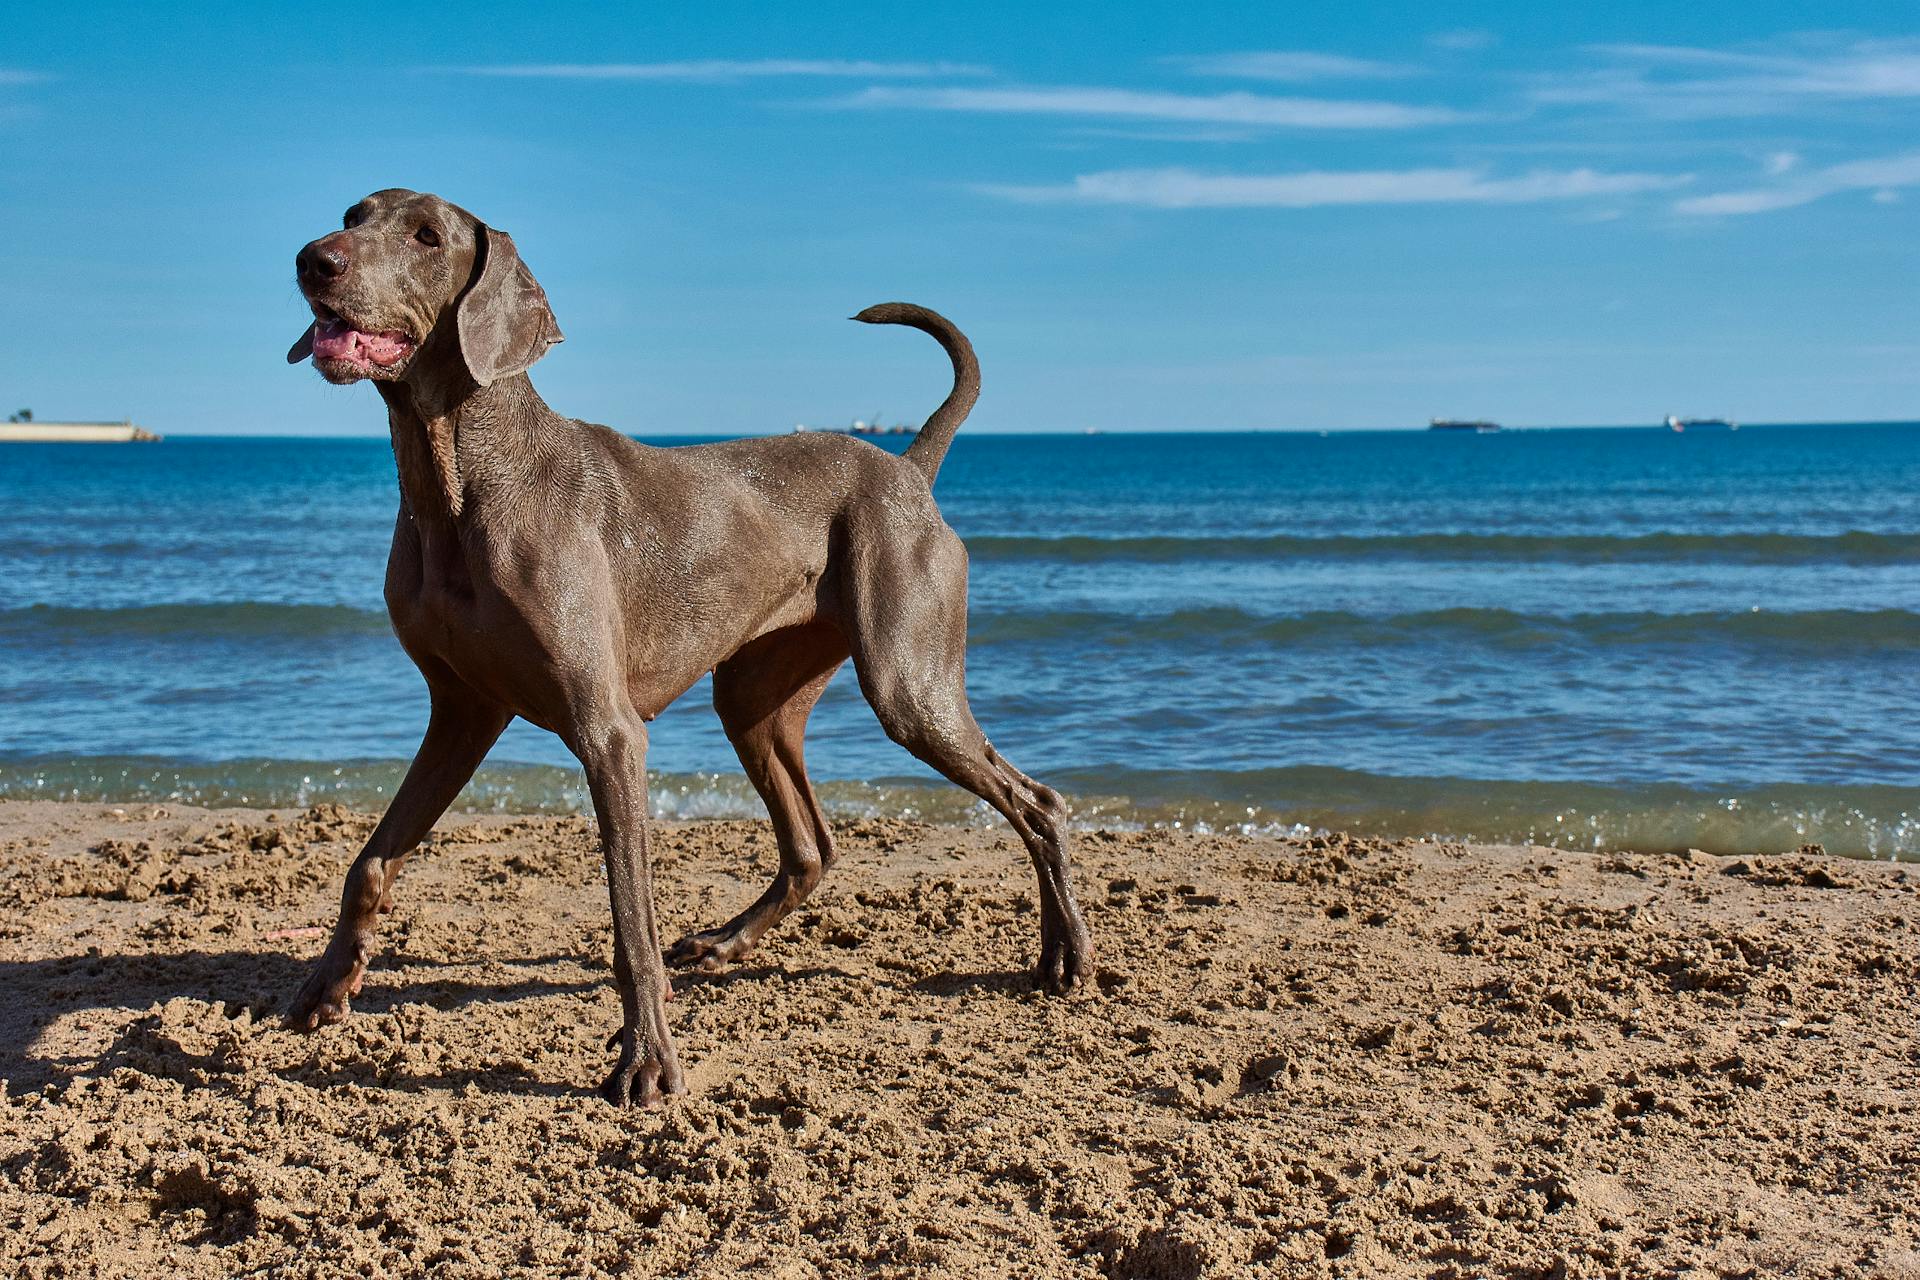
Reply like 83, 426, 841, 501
288, 189, 563, 389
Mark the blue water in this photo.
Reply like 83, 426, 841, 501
3, 426, 1917, 856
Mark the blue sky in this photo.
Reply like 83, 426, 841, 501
3, 2, 1916, 434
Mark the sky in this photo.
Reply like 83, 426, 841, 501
2, 1, 1917, 435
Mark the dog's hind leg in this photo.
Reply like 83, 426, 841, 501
845, 528, 1094, 994
667, 623, 848, 971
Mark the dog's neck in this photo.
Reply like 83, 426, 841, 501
377, 373, 549, 529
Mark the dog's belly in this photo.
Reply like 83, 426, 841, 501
613, 574, 830, 718
600, 508, 833, 711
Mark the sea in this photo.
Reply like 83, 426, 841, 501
2, 425, 1917, 858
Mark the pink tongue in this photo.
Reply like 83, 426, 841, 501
312, 320, 411, 366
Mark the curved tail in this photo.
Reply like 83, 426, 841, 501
852, 302, 978, 484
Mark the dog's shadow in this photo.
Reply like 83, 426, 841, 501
1, 946, 1061, 1098
0, 949, 600, 1097
679, 959, 1043, 1001
908, 969, 1037, 997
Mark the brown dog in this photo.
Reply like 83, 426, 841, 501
284, 189, 1094, 1106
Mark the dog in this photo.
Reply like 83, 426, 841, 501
284, 189, 1094, 1106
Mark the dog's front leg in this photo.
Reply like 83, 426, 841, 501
576, 709, 686, 1108
289, 694, 509, 1029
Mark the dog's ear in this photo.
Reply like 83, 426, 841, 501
456, 225, 564, 386
287, 324, 314, 364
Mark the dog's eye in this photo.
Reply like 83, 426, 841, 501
415, 226, 440, 248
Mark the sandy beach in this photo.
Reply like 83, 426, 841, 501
0, 800, 1914, 1278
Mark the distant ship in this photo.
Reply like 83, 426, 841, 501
793, 414, 917, 437
1666, 415, 1737, 432
1429, 418, 1500, 433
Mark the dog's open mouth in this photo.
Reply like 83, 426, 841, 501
309, 305, 414, 372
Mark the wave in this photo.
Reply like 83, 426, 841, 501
11, 530, 1918, 568
1, 756, 1910, 860
6, 600, 1916, 654
0, 539, 152, 558
963, 530, 1920, 565
968, 605, 1920, 652
0, 602, 390, 639
1047, 764, 1919, 861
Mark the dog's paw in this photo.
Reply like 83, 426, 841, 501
1034, 934, 1095, 997
285, 942, 368, 1031
665, 927, 753, 973
600, 1027, 687, 1109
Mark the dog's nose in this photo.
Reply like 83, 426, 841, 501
296, 241, 349, 286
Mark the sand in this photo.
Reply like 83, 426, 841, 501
1, 799, 1916, 1279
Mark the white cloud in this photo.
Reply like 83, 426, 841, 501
1170, 51, 1409, 81
1672, 188, 1815, 216
977, 166, 1692, 209
0, 69, 49, 86
443, 59, 989, 82
1430, 30, 1498, 52
1764, 150, 1800, 175
1591, 39, 1920, 95
1057, 125, 1265, 144
1584, 44, 1790, 70
1676, 150, 1920, 215
839, 85, 1469, 129
1536, 38, 1920, 117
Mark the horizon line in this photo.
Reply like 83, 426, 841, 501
117, 418, 1920, 441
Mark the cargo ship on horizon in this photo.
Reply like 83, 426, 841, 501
1429, 418, 1501, 433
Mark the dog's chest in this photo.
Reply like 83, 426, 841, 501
384, 534, 517, 682
388, 580, 471, 657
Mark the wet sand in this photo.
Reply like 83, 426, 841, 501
2, 799, 1916, 1278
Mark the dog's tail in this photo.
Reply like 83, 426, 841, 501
852, 302, 978, 485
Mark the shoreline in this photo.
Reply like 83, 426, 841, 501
4, 758, 1916, 860
3, 799, 1916, 1277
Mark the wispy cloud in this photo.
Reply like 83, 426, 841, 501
1169, 51, 1410, 81
0, 69, 50, 86
1590, 39, 1920, 93
1430, 30, 1498, 53
441, 59, 989, 82
1057, 125, 1267, 145
1676, 150, 1920, 215
839, 85, 1469, 129
1534, 38, 1920, 117
977, 166, 1692, 209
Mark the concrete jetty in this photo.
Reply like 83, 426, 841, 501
0, 420, 162, 443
